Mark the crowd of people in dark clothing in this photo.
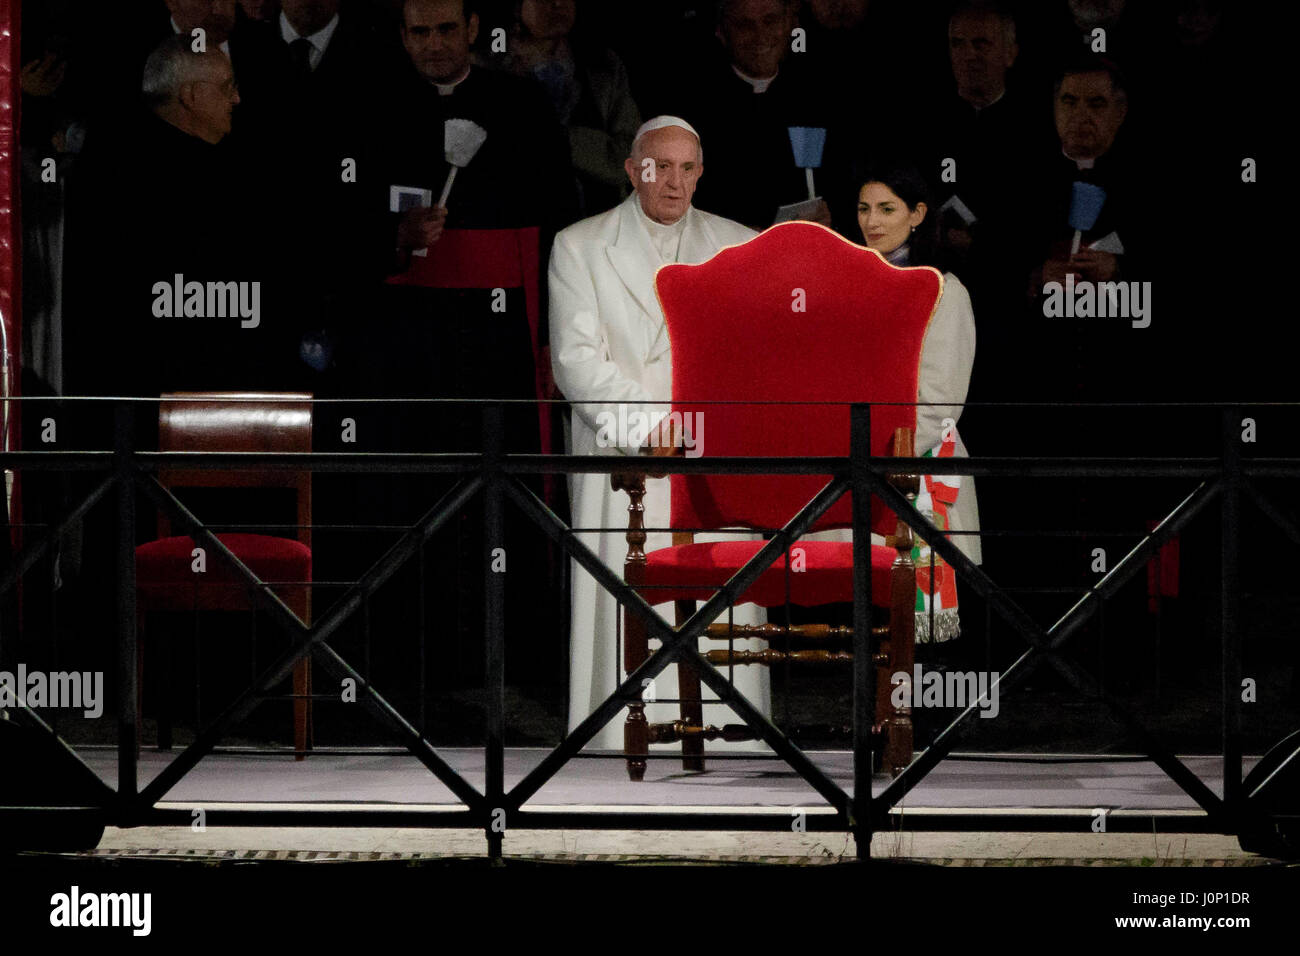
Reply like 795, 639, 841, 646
13, 0, 1276, 692
19, 0, 1267, 406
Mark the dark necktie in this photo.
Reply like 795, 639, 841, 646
290, 38, 314, 78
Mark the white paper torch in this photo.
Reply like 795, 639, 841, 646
439, 118, 489, 207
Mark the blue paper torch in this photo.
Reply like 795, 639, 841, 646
1068, 181, 1107, 256
788, 126, 827, 200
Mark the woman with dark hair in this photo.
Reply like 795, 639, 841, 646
855, 163, 982, 644
489, 0, 642, 221
856, 162, 946, 271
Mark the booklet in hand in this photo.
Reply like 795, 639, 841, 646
390, 185, 434, 257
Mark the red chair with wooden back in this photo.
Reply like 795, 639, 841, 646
616, 222, 942, 779
135, 393, 313, 758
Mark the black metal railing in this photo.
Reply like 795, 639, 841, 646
1, 398, 1297, 862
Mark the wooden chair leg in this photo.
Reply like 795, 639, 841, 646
884, 545, 916, 776
620, 478, 649, 781
623, 602, 649, 782
674, 600, 705, 771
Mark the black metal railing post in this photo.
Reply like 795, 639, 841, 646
849, 403, 874, 862
484, 403, 506, 862
1222, 406, 1243, 812
114, 401, 138, 807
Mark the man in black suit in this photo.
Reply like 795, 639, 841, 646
259, 1, 403, 305
260, 0, 411, 624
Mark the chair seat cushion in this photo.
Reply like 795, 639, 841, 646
641, 540, 897, 607
136, 533, 311, 585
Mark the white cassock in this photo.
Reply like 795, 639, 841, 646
549, 192, 773, 751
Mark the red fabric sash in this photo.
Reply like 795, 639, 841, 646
385, 227, 550, 462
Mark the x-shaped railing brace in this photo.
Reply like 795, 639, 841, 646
502, 473, 858, 819
867, 407, 1284, 833
867, 472, 1230, 830
123, 469, 491, 817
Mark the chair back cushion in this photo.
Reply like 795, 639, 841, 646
160, 392, 312, 454
656, 222, 941, 533
158, 392, 311, 489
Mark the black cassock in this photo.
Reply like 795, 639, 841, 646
678, 56, 841, 232
346, 64, 575, 452
322, 66, 576, 690
65, 109, 302, 439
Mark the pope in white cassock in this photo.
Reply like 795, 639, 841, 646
549, 116, 772, 752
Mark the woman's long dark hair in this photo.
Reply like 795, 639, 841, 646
855, 161, 945, 271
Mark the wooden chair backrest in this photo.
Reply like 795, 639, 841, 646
156, 392, 312, 549
656, 222, 940, 535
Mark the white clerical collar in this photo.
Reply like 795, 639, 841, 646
732, 64, 777, 94
279, 10, 341, 70
172, 17, 230, 57
634, 196, 690, 263
436, 65, 471, 96
1063, 146, 1096, 170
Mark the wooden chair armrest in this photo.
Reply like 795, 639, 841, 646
611, 417, 684, 493
882, 427, 918, 552
887, 426, 920, 496
611, 471, 646, 494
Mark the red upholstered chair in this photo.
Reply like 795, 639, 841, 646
616, 222, 942, 780
135, 393, 313, 759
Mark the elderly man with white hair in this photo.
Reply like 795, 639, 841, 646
550, 115, 771, 758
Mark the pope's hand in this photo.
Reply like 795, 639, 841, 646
397, 206, 447, 250
640, 415, 683, 460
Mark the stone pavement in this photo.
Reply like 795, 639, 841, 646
88, 823, 1264, 865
